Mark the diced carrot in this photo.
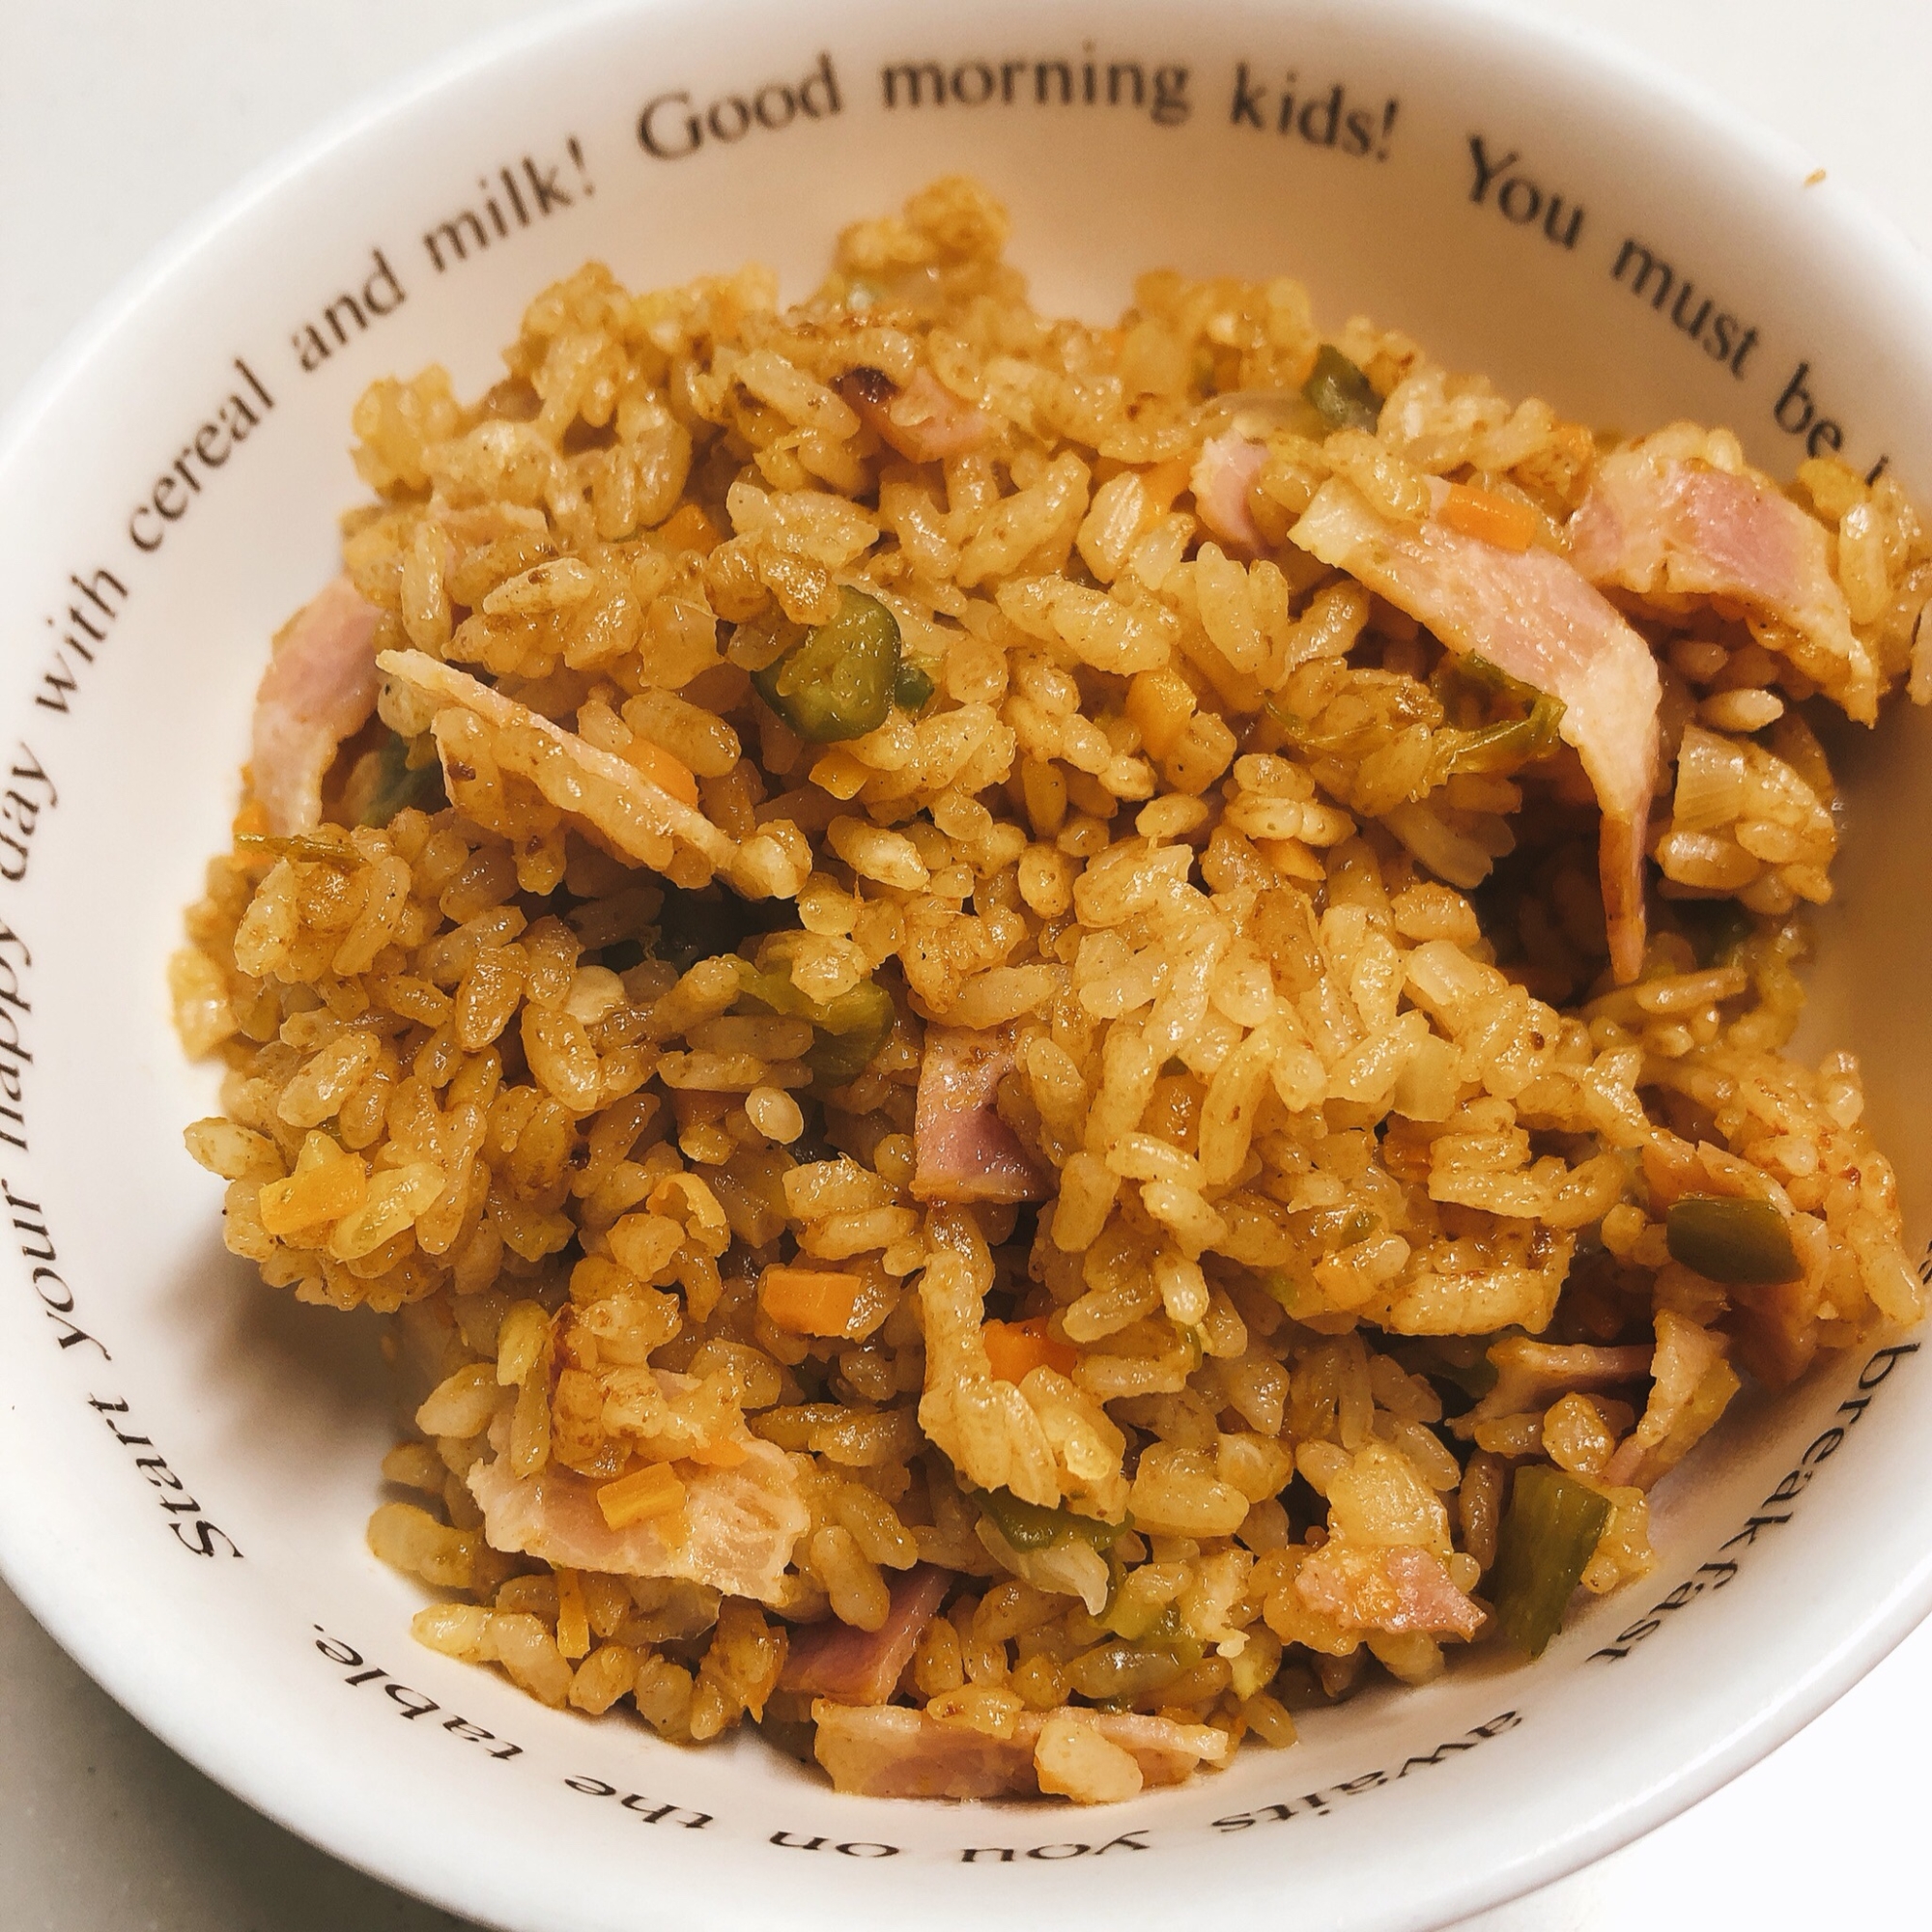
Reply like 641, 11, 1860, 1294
258, 1141, 367, 1236
807, 748, 869, 802
554, 1566, 590, 1659
626, 737, 700, 808
683, 1435, 751, 1468
1139, 455, 1197, 524
232, 797, 270, 838
597, 1462, 686, 1530
1125, 665, 1197, 761
1439, 482, 1540, 553
657, 502, 721, 554
981, 1315, 1077, 1385
758, 1264, 866, 1338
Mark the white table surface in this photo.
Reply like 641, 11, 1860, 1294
5, 2, 1931, 1925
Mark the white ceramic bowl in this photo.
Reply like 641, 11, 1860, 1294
3, 2, 1930, 1926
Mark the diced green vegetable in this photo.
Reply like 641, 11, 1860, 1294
1265, 672, 1440, 761
357, 729, 446, 827
803, 995, 895, 1086
1665, 1195, 1802, 1285
1441, 692, 1567, 776
751, 585, 902, 742
1423, 652, 1567, 780
1301, 345, 1381, 434
736, 963, 895, 1089
1432, 651, 1544, 721
894, 660, 936, 712
979, 1486, 1128, 1554
1492, 1464, 1612, 1657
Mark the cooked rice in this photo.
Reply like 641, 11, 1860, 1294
175, 177, 1925, 1805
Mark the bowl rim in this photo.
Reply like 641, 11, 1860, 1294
5, 2, 1932, 1928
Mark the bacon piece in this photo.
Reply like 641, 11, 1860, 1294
1458, 1336, 1655, 1435
250, 575, 383, 835
1189, 429, 1269, 556
467, 1437, 807, 1604
810, 1701, 1229, 1800
912, 1025, 1047, 1204
779, 1564, 951, 1705
1598, 815, 1650, 990
838, 366, 992, 465
1568, 437, 1877, 722
1292, 478, 1661, 981
1601, 1310, 1740, 1489
814, 1702, 1021, 1800
377, 648, 735, 875
1293, 1539, 1484, 1638
1049, 1709, 1230, 1783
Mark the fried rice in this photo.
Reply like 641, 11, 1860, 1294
173, 177, 1927, 1804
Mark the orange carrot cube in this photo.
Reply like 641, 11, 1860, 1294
1438, 482, 1539, 552
981, 1315, 1078, 1385
596, 1463, 686, 1531
758, 1264, 865, 1338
